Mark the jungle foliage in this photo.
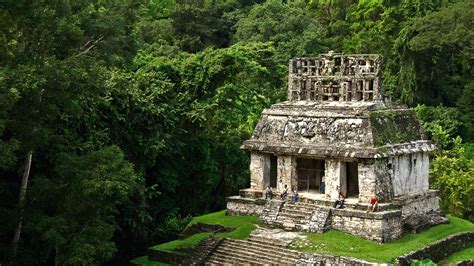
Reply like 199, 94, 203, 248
0, 0, 472, 265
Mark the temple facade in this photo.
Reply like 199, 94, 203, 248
227, 52, 445, 242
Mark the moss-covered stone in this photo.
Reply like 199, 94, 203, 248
370, 110, 424, 147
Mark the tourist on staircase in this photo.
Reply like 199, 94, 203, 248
280, 184, 289, 200
290, 188, 299, 204
265, 186, 274, 200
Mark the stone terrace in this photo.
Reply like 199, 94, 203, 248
228, 195, 403, 243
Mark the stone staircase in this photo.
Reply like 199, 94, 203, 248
206, 235, 301, 265
276, 202, 314, 230
261, 201, 332, 233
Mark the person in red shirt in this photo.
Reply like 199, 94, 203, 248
367, 196, 378, 212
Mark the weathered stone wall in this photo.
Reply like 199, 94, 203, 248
239, 188, 263, 198
259, 199, 285, 226
390, 153, 429, 196
394, 190, 440, 218
358, 159, 377, 202
307, 207, 332, 233
374, 158, 395, 201
397, 231, 474, 265
277, 155, 297, 192
249, 152, 269, 190
330, 208, 402, 242
324, 159, 340, 199
226, 196, 266, 216
251, 114, 372, 148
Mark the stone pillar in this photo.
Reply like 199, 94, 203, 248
249, 152, 269, 190
277, 155, 297, 192
339, 162, 347, 196
324, 159, 341, 200
358, 159, 376, 202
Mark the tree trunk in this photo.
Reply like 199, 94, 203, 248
11, 150, 33, 258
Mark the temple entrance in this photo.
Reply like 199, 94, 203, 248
269, 155, 277, 188
297, 158, 325, 193
345, 162, 359, 197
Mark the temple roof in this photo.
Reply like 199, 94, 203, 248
288, 52, 383, 102
242, 53, 437, 158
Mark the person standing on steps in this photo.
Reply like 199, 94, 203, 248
265, 186, 274, 200
280, 184, 289, 200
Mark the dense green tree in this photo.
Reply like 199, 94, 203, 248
0, 1, 143, 264
234, 0, 327, 62
24, 146, 143, 265
400, 1, 473, 139
415, 105, 463, 149
431, 138, 474, 222
126, 42, 282, 229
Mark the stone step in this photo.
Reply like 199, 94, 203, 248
278, 212, 311, 220
246, 236, 290, 248
219, 241, 300, 260
222, 239, 298, 255
207, 255, 293, 266
227, 239, 290, 252
278, 213, 311, 221
209, 238, 301, 260
213, 251, 293, 265
280, 207, 313, 216
284, 203, 316, 211
276, 219, 308, 227
210, 248, 291, 265
206, 255, 253, 265
211, 248, 298, 265
205, 236, 302, 265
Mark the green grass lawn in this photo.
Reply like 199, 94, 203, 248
289, 215, 474, 263
151, 210, 258, 252
188, 210, 259, 239
440, 246, 474, 264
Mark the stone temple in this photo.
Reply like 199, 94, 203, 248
227, 52, 445, 242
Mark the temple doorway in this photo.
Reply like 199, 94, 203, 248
269, 155, 277, 188
297, 158, 325, 193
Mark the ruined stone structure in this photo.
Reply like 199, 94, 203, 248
227, 52, 444, 242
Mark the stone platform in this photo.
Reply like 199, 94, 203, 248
227, 194, 403, 242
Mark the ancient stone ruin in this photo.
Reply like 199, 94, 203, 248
227, 52, 445, 243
